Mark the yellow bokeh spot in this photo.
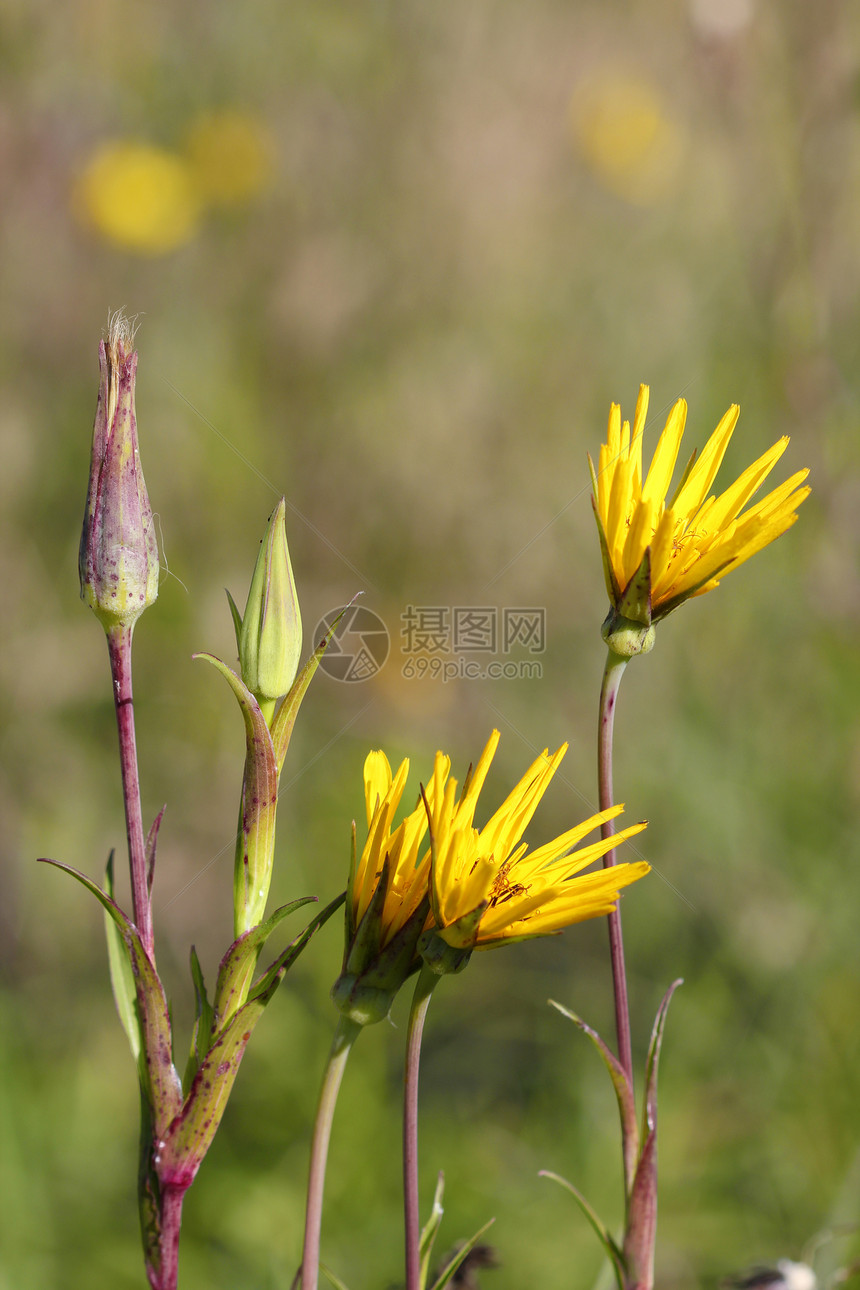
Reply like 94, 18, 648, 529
74, 142, 201, 255
571, 74, 684, 206
183, 110, 275, 208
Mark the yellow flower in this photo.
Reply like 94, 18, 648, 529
73, 142, 201, 255
183, 110, 275, 208
571, 74, 685, 206
332, 748, 448, 1025
589, 385, 810, 628
422, 729, 648, 952
350, 749, 442, 946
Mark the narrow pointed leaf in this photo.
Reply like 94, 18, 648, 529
225, 588, 243, 654
194, 653, 278, 931
251, 891, 345, 1002
623, 1128, 658, 1287
419, 1172, 446, 1290
320, 1266, 351, 1290
642, 978, 682, 1138
590, 494, 623, 605
138, 1081, 162, 1287
344, 856, 391, 972
539, 1171, 626, 1290
428, 1217, 496, 1290
212, 896, 318, 1033
550, 999, 639, 1198
39, 859, 182, 1135
270, 600, 354, 777
156, 988, 270, 1187
144, 807, 165, 895
104, 852, 143, 1067
183, 947, 215, 1095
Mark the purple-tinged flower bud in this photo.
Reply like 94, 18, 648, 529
79, 313, 159, 631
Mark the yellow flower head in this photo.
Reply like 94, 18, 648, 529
422, 729, 649, 954
332, 748, 447, 1025
73, 142, 201, 255
348, 749, 442, 947
183, 110, 275, 208
589, 385, 811, 630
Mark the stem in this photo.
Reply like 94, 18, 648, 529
156, 1184, 187, 1290
107, 623, 154, 961
598, 648, 632, 1084
403, 967, 439, 1290
300, 1017, 361, 1290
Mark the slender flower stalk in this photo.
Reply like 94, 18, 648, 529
79, 313, 160, 959
403, 966, 439, 1290
155, 1186, 186, 1290
300, 1017, 362, 1290
107, 623, 154, 961
598, 650, 632, 1082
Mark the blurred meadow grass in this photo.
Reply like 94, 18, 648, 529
1, 0, 859, 1286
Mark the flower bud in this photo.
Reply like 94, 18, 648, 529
79, 314, 159, 631
234, 499, 302, 707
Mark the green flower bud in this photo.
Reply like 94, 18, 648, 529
79, 314, 159, 631
233, 499, 302, 708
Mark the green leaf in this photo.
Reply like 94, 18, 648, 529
419, 1172, 446, 1290
155, 893, 344, 1189
194, 652, 278, 933
103, 852, 143, 1069
270, 599, 354, 776
539, 1171, 626, 1290
144, 807, 164, 895
320, 1265, 351, 1290
225, 588, 243, 654
622, 1129, 657, 1285
211, 896, 318, 1034
549, 999, 638, 1199
39, 859, 182, 1136
642, 978, 683, 1141
618, 547, 652, 626
183, 947, 215, 1095
427, 1217, 496, 1290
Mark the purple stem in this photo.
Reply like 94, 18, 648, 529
107, 623, 154, 961
403, 968, 438, 1290
156, 1184, 187, 1290
598, 648, 632, 1084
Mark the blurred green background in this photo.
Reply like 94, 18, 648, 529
1, 0, 858, 1286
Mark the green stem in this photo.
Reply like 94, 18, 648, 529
107, 623, 154, 962
300, 1017, 361, 1290
598, 648, 632, 1084
403, 967, 439, 1290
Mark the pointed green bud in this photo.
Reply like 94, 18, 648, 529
236, 498, 302, 707
79, 313, 159, 631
